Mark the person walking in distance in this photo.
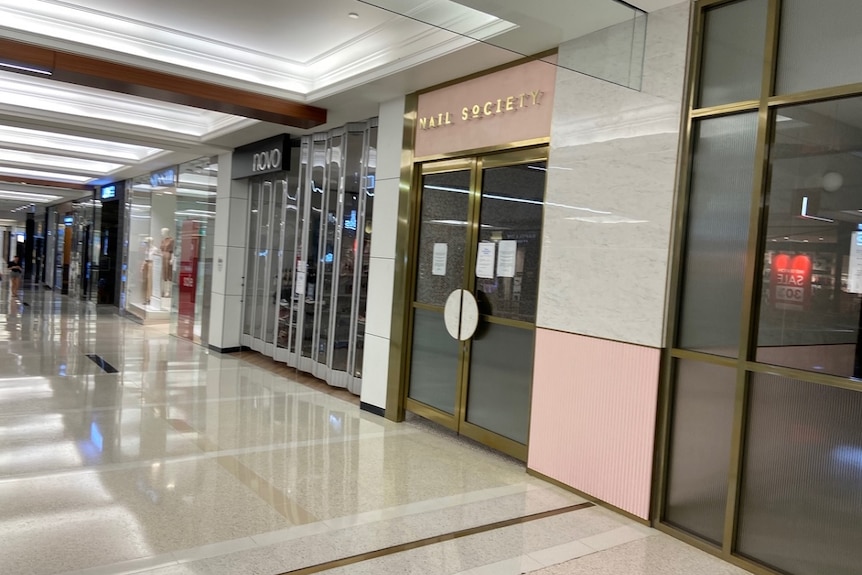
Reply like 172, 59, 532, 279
7, 255, 22, 296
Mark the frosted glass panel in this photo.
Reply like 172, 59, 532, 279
677, 113, 758, 356
699, 0, 768, 107
466, 324, 534, 444
408, 308, 458, 415
738, 374, 862, 575
665, 360, 736, 545
777, 0, 862, 95
243, 184, 260, 337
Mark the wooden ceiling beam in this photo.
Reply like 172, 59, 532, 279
0, 38, 327, 129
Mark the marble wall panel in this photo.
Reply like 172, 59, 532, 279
537, 1, 690, 348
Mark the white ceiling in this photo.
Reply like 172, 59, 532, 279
0, 0, 683, 221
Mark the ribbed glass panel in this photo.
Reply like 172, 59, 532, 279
738, 373, 862, 575
466, 324, 534, 444
664, 360, 736, 545
776, 0, 862, 95
677, 113, 758, 357
698, 0, 768, 108
756, 97, 862, 378
243, 183, 260, 337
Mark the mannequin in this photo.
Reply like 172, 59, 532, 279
159, 227, 174, 297
141, 237, 155, 305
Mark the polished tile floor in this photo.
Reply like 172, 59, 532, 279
0, 286, 753, 575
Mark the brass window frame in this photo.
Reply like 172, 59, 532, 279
655, 1, 862, 574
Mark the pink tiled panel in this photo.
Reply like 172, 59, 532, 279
528, 329, 661, 519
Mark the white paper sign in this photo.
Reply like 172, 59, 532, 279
432, 243, 448, 276
295, 269, 307, 295
475, 242, 496, 279
496, 240, 517, 278
849, 232, 862, 293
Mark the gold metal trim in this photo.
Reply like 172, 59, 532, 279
669, 348, 738, 368
412, 301, 443, 313
690, 101, 760, 118
768, 82, 862, 107
385, 93, 418, 422
528, 468, 651, 526
722, 0, 780, 552
460, 420, 527, 461
743, 361, 862, 393
654, 523, 781, 575
413, 137, 551, 164
480, 315, 536, 330
480, 146, 549, 169
276, 500, 593, 575
420, 158, 474, 175
698, 0, 741, 9
404, 398, 459, 431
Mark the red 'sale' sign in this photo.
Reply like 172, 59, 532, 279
770, 253, 811, 311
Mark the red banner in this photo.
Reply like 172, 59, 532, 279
770, 253, 811, 311
177, 220, 200, 340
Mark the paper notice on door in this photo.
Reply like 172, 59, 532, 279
295, 269, 307, 295
496, 240, 517, 278
432, 243, 448, 276
475, 242, 496, 279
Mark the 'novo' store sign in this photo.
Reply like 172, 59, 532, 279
232, 134, 292, 180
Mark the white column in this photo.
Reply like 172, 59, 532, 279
208, 152, 249, 351
359, 97, 406, 411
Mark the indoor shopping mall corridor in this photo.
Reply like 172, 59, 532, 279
0, 286, 750, 575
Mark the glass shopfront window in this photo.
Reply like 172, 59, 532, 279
122, 158, 216, 345
171, 158, 217, 344
241, 121, 377, 394
755, 98, 862, 378
663, 1, 862, 573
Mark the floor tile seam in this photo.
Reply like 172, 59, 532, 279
273, 502, 596, 575
0, 427, 418, 483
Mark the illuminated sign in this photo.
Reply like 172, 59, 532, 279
344, 210, 357, 231
150, 168, 176, 187
100, 184, 116, 200
770, 253, 811, 311
63, 216, 74, 225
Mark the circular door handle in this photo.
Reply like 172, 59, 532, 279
443, 289, 479, 341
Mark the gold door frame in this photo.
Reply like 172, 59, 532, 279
398, 145, 549, 461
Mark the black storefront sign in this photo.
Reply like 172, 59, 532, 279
231, 134, 291, 180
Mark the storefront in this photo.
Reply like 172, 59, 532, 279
95, 182, 124, 305
121, 158, 217, 344
658, 1, 862, 574
239, 123, 377, 394
45, 200, 94, 296
389, 59, 556, 460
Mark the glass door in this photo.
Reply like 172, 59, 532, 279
405, 148, 548, 460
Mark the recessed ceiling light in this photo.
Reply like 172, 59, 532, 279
348, 12, 359, 19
